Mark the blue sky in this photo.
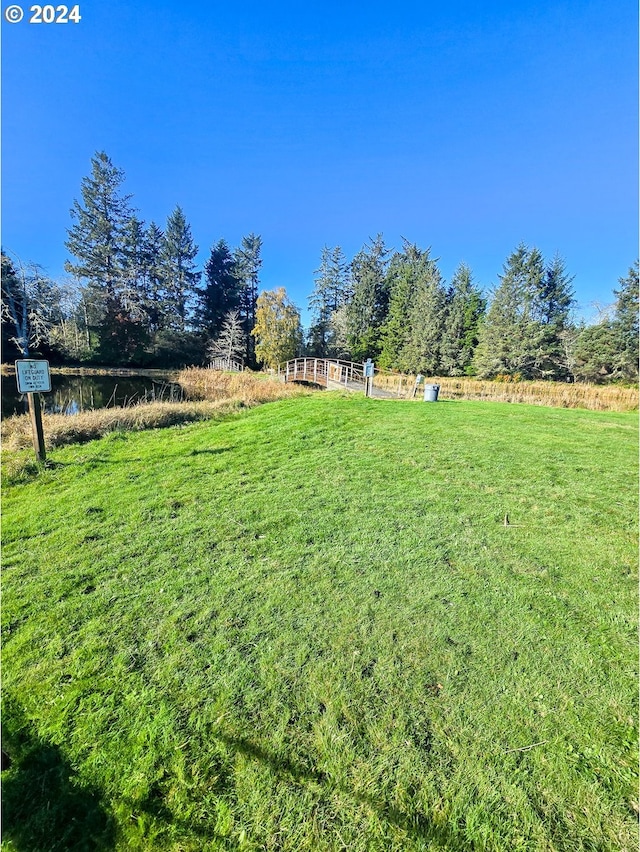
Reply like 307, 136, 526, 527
2, 0, 637, 327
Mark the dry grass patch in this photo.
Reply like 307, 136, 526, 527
0, 400, 239, 452
176, 367, 311, 405
372, 373, 638, 411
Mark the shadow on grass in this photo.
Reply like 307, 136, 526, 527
1, 699, 115, 852
188, 447, 234, 456
215, 730, 460, 848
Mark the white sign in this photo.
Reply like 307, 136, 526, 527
15, 360, 51, 393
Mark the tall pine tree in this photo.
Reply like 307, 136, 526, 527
346, 234, 390, 361
379, 242, 444, 373
234, 234, 262, 366
440, 263, 486, 376
403, 251, 447, 375
65, 151, 150, 361
65, 152, 133, 302
197, 239, 242, 340
308, 245, 349, 357
473, 244, 549, 379
612, 260, 639, 380
160, 205, 200, 332
142, 222, 166, 335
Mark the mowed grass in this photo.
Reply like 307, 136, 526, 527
1, 394, 637, 851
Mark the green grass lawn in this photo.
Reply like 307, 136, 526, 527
2, 393, 638, 851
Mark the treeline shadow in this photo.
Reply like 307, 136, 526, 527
1, 697, 115, 852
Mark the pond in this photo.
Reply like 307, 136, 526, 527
1, 371, 190, 419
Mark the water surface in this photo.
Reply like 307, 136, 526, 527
1, 372, 187, 419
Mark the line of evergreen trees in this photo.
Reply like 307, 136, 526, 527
2, 152, 264, 368
305, 239, 638, 383
1, 150, 637, 382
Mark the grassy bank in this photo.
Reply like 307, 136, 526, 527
1, 371, 309, 461
2, 394, 638, 850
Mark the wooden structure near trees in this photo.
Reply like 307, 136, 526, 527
278, 358, 413, 398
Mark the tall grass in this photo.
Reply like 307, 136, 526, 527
372, 372, 638, 411
1, 371, 309, 454
175, 367, 309, 404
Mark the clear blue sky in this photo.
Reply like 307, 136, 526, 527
2, 0, 637, 327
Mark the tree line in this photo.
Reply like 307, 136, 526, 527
2, 151, 268, 369
306, 239, 638, 383
1, 151, 637, 382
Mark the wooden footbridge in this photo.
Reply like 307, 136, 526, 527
278, 358, 417, 399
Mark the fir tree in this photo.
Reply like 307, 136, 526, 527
473, 244, 550, 379
65, 151, 134, 348
142, 222, 166, 335
612, 260, 639, 380
308, 245, 348, 357
379, 242, 443, 373
346, 234, 390, 361
403, 251, 447, 375
234, 234, 262, 366
573, 321, 619, 382
530, 253, 575, 378
160, 205, 200, 332
120, 215, 150, 323
197, 239, 242, 340
440, 263, 486, 376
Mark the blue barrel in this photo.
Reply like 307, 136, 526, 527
423, 384, 440, 402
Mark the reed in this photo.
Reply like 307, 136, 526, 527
175, 367, 310, 405
1, 400, 236, 452
372, 373, 638, 411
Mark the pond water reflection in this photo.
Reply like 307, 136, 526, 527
1, 372, 189, 419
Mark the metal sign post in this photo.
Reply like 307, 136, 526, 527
363, 359, 375, 397
15, 360, 51, 462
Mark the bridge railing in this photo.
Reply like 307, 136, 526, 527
278, 358, 365, 387
278, 357, 422, 398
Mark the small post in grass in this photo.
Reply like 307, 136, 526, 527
15, 359, 51, 463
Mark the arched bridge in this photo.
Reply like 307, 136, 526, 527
278, 358, 415, 399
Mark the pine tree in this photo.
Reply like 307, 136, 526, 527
120, 215, 150, 323
65, 152, 132, 293
308, 246, 348, 357
440, 263, 486, 376
197, 239, 242, 340
612, 260, 639, 380
403, 251, 447, 375
160, 205, 200, 332
573, 321, 618, 382
473, 244, 550, 379
378, 242, 443, 372
346, 235, 390, 361
530, 253, 575, 378
142, 222, 166, 335
65, 151, 134, 350
234, 234, 262, 366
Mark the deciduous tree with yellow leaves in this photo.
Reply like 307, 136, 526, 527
251, 287, 302, 369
